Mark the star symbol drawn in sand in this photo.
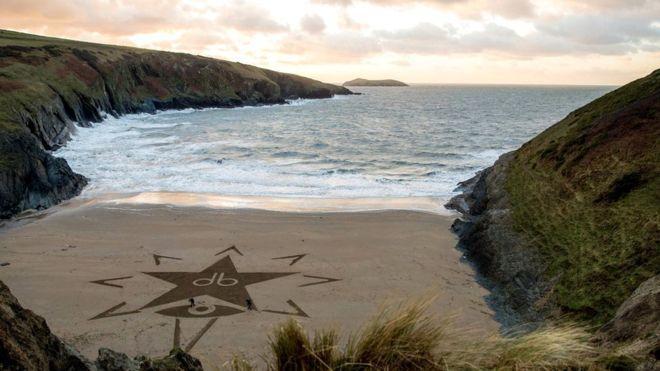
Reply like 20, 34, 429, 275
141, 255, 298, 309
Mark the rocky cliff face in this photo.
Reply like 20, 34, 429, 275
0, 279, 204, 370
0, 29, 352, 218
596, 274, 659, 363
447, 153, 551, 327
448, 69, 659, 360
0, 280, 93, 370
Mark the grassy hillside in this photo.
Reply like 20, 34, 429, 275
0, 29, 347, 141
506, 70, 660, 323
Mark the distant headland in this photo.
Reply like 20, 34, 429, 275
343, 78, 408, 87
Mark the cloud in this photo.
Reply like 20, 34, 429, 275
537, 14, 660, 47
279, 33, 382, 63
0, 0, 658, 83
0, 0, 288, 39
0, 0, 193, 37
300, 14, 326, 34
338, 9, 366, 30
313, 0, 536, 19
218, 2, 289, 33
375, 14, 660, 57
559, 0, 654, 11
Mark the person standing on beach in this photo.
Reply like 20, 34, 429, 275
246, 298, 254, 310
189, 298, 195, 307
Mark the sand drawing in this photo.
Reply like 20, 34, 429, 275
88, 247, 341, 350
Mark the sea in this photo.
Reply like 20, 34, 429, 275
55, 84, 613, 212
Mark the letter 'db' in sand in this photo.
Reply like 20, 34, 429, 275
192, 273, 239, 287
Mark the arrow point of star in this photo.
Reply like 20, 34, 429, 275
240, 271, 299, 286
272, 254, 307, 266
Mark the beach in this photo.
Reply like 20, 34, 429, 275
0, 196, 497, 369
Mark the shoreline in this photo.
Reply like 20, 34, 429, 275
97, 192, 455, 216
0, 199, 496, 367
1, 192, 456, 232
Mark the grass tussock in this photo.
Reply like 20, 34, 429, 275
238, 299, 605, 370
268, 320, 340, 370
466, 325, 597, 370
344, 298, 444, 369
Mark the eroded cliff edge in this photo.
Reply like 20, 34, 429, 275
447, 69, 659, 360
0, 279, 205, 370
0, 30, 352, 218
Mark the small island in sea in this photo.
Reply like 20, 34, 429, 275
342, 78, 409, 86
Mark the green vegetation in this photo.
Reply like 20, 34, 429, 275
229, 300, 626, 370
505, 70, 660, 323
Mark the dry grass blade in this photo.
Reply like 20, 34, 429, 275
343, 298, 444, 370
234, 298, 607, 370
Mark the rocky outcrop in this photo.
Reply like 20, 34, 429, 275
97, 348, 203, 371
597, 275, 659, 360
446, 153, 551, 326
0, 129, 88, 219
0, 279, 92, 370
0, 29, 352, 219
0, 279, 205, 370
137, 349, 203, 371
342, 78, 408, 87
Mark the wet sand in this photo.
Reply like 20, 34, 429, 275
0, 199, 496, 369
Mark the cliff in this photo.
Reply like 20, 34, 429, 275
342, 78, 408, 87
448, 69, 659, 358
0, 279, 93, 370
0, 29, 352, 218
0, 280, 204, 370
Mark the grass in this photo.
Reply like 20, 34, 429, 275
503, 69, 660, 323
228, 299, 621, 370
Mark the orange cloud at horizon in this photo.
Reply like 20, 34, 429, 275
1, 0, 658, 85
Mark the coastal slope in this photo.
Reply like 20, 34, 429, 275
449, 69, 659, 356
0, 279, 204, 370
0, 29, 351, 218
343, 78, 408, 86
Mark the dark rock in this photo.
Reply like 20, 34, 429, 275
0, 280, 94, 370
0, 128, 87, 219
597, 275, 659, 360
0, 278, 206, 371
97, 348, 140, 371
447, 152, 550, 327
445, 169, 488, 216
139, 349, 203, 371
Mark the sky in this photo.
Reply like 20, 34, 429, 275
2, 0, 659, 85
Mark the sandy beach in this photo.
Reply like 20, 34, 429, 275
0, 197, 497, 369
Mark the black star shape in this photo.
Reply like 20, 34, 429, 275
141, 256, 297, 309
